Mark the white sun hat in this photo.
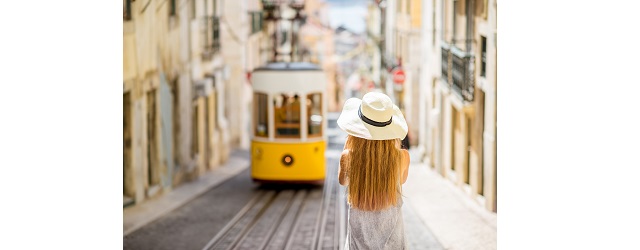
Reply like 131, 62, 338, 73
337, 92, 408, 140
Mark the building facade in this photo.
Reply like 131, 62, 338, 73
375, 0, 497, 212
123, 0, 265, 207
418, 0, 497, 212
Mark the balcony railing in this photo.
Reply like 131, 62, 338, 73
441, 43, 475, 103
441, 47, 449, 82
201, 16, 220, 60
249, 11, 263, 35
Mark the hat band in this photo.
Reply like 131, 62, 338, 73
358, 106, 393, 127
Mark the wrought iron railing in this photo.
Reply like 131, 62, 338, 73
441, 43, 475, 102
201, 16, 220, 59
441, 46, 449, 82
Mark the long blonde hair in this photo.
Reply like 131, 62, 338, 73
343, 135, 403, 211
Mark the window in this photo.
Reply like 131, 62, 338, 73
480, 36, 487, 77
201, 0, 220, 54
204, 95, 211, 166
254, 93, 268, 137
147, 90, 160, 186
170, 0, 176, 16
274, 93, 301, 138
307, 93, 322, 137
123, 0, 132, 21
450, 107, 458, 172
464, 115, 471, 184
478, 91, 485, 195
123, 92, 133, 198
249, 11, 263, 35
212, 17, 220, 50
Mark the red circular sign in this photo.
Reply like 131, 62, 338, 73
392, 69, 406, 84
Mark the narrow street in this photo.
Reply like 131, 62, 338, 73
118, 0, 498, 248
124, 115, 443, 250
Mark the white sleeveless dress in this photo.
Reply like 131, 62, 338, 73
344, 197, 407, 250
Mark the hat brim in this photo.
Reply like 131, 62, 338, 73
336, 98, 408, 140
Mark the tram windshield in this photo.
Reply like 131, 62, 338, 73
274, 93, 301, 138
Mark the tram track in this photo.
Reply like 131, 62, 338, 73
202, 157, 346, 250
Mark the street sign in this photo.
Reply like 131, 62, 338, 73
392, 69, 406, 84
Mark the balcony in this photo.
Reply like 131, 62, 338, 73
441, 43, 474, 103
201, 16, 221, 60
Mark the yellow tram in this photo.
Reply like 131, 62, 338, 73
250, 62, 327, 184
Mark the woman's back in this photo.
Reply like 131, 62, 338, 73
336, 92, 411, 249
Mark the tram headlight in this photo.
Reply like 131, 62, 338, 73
282, 154, 294, 166
310, 115, 322, 123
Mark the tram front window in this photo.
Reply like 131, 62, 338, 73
274, 93, 301, 138
254, 93, 268, 137
307, 93, 322, 137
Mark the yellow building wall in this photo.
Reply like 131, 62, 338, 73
410, 0, 422, 28
123, 33, 138, 82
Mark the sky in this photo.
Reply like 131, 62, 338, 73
325, 0, 369, 34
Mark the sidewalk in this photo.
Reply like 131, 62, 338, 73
123, 154, 250, 236
403, 150, 497, 250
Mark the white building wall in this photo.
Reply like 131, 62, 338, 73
221, 0, 248, 149
482, 0, 497, 212
384, 0, 396, 99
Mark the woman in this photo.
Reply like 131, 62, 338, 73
337, 92, 410, 249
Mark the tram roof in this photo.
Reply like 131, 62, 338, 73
254, 62, 322, 72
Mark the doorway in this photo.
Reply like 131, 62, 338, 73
450, 106, 458, 181
147, 90, 161, 195
171, 79, 180, 169
123, 92, 134, 207
464, 115, 471, 185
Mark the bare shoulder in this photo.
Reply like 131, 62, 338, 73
338, 149, 350, 186
340, 149, 350, 166
341, 149, 350, 156
400, 149, 410, 184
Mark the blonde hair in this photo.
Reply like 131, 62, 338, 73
343, 135, 403, 211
